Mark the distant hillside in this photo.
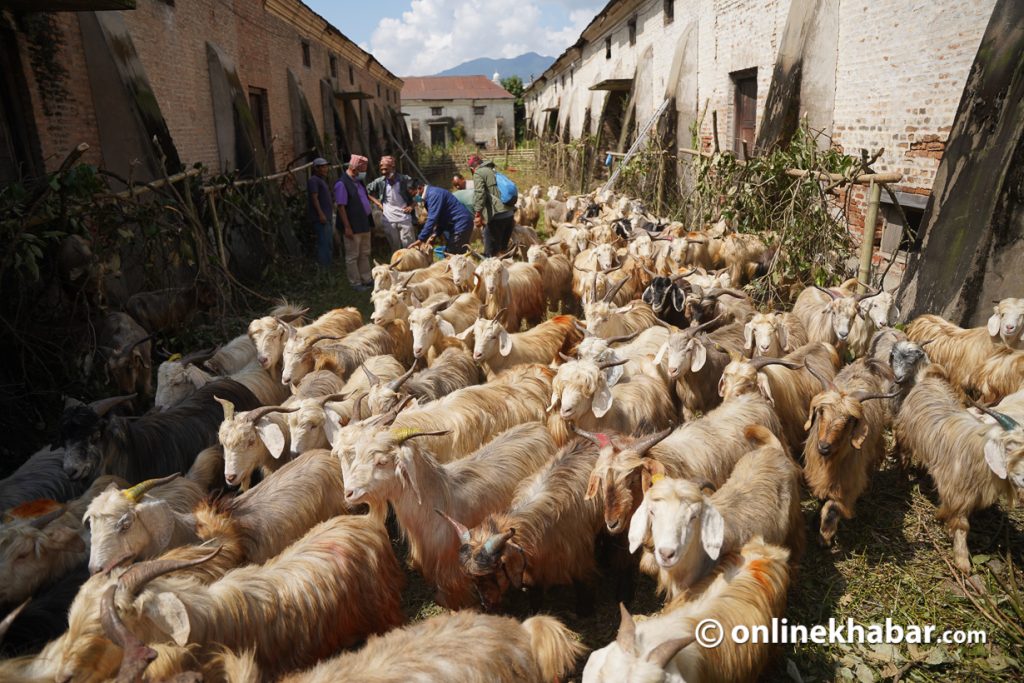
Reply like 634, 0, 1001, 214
434, 52, 554, 84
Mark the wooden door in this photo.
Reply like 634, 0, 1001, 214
733, 72, 757, 157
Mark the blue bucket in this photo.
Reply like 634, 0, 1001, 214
433, 245, 447, 261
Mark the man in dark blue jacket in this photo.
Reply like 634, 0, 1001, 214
408, 180, 473, 255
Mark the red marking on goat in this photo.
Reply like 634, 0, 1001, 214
593, 433, 612, 448
747, 558, 771, 592
7, 499, 61, 519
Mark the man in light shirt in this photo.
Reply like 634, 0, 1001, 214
367, 155, 416, 248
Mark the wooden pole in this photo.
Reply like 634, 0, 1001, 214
208, 190, 229, 271
712, 111, 721, 154
857, 180, 882, 293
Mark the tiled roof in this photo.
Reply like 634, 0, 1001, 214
402, 75, 514, 101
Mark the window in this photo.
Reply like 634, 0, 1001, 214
301, 40, 310, 67
664, 0, 674, 25
879, 193, 927, 256
349, 65, 354, 85
628, 17, 637, 45
474, 105, 486, 115
731, 69, 757, 157
431, 106, 443, 116
329, 54, 337, 78
605, 37, 612, 60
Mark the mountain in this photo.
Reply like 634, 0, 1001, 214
434, 52, 555, 84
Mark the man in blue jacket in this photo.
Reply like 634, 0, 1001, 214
407, 180, 473, 255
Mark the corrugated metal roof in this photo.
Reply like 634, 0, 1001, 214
402, 76, 514, 101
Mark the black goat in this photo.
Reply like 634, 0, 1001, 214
0, 446, 90, 511
56, 378, 260, 482
0, 563, 89, 656
642, 276, 689, 328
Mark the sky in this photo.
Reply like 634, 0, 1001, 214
304, 0, 604, 77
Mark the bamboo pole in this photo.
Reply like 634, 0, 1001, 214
858, 180, 882, 293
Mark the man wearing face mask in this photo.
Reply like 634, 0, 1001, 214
334, 154, 374, 290
306, 157, 334, 269
366, 155, 415, 248
407, 179, 473, 255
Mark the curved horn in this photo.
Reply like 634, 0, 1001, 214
705, 287, 747, 300
598, 357, 629, 371
429, 297, 454, 313
616, 603, 637, 656
602, 276, 629, 303
572, 424, 610, 448
646, 636, 696, 669
849, 388, 902, 403
89, 394, 137, 417
970, 400, 1020, 431
689, 315, 723, 334
246, 404, 298, 423
393, 428, 451, 445
275, 308, 309, 324
120, 546, 222, 598
387, 363, 418, 392
353, 393, 368, 421
558, 351, 575, 362
178, 347, 217, 368
122, 473, 180, 503
125, 333, 158, 354
307, 334, 345, 346
101, 585, 157, 682
804, 362, 836, 392
362, 364, 381, 386
435, 508, 471, 544
28, 506, 66, 529
469, 249, 485, 261
669, 268, 696, 283
630, 426, 675, 456
573, 320, 590, 337
601, 262, 624, 274
812, 285, 840, 300
642, 265, 660, 278
591, 271, 599, 302
605, 330, 642, 345
318, 392, 350, 406
0, 599, 29, 643
749, 357, 804, 372
483, 529, 515, 557
855, 286, 880, 302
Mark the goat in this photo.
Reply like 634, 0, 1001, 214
339, 423, 554, 607
894, 364, 1024, 572
443, 253, 479, 292
83, 473, 205, 573
527, 245, 574, 313
312, 320, 413, 379
641, 275, 689, 328
989, 297, 1024, 349
547, 358, 675, 446
365, 345, 483, 415
655, 320, 745, 419
444, 437, 603, 612
279, 307, 363, 386
868, 327, 907, 365
0, 446, 88, 511
372, 257, 449, 292
57, 514, 405, 682
407, 294, 481, 362
0, 475, 123, 608
849, 289, 900, 357
473, 257, 546, 330
743, 311, 808, 358
629, 426, 802, 598
185, 444, 225, 491
585, 298, 659, 340
583, 538, 790, 683
467, 314, 582, 379
97, 312, 154, 399
683, 287, 754, 328
124, 283, 212, 335
718, 343, 842, 455
218, 611, 582, 683
906, 314, 1007, 395
791, 279, 869, 350
247, 305, 308, 377
720, 231, 770, 285
514, 185, 543, 228
0, 563, 89, 658
803, 359, 899, 544
977, 348, 1024, 404
154, 337, 266, 410
574, 327, 668, 387
57, 379, 263, 483
215, 401, 299, 488
390, 245, 432, 271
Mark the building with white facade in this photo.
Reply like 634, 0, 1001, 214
402, 75, 515, 150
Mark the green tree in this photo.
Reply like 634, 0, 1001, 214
501, 75, 526, 144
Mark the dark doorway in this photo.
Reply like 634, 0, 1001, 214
1, 26, 44, 184
732, 69, 757, 157
430, 123, 447, 147
248, 87, 273, 171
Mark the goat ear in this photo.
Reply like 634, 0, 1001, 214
654, 343, 667, 367
717, 374, 726, 398
498, 329, 513, 356
42, 524, 86, 553
627, 497, 651, 554
546, 390, 560, 413
143, 591, 191, 646
777, 321, 790, 352
700, 501, 725, 560
850, 418, 869, 450
756, 373, 775, 405
256, 420, 287, 460
605, 362, 625, 387
396, 455, 423, 505
984, 438, 1008, 479
456, 326, 474, 341
322, 409, 343, 447
690, 342, 707, 373
641, 459, 665, 494
988, 313, 1001, 337
743, 322, 754, 350
501, 544, 527, 590
438, 319, 456, 338
592, 379, 614, 418
136, 499, 174, 551
803, 407, 817, 432
584, 472, 601, 501
671, 287, 686, 312
185, 365, 211, 388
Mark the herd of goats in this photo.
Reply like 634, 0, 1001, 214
1, 185, 1023, 682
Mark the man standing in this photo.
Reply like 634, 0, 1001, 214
306, 157, 334, 268
451, 173, 475, 214
468, 154, 515, 256
367, 155, 415, 248
408, 180, 473, 255
335, 154, 374, 290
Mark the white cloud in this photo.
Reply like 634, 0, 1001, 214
367, 0, 601, 76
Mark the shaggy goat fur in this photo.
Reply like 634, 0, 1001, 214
743, 312, 808, 359
473, 259, 546, 331
365, 345, 483, 415
585, 300, 659, 339
527, 245, 575, 313
905, 314, 1002, 395
280, 307, 363, 385
313, 320, 413, 379
469, 314, 582, 379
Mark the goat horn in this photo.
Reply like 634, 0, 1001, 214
705, 287, 747, 300
642, 265, 660, 278
572, 424, 610, 448
387, 363, 418, 392
318, 392, 349, 406
689, 315, 722, 334
849, 388, 901, 403
27, 506, 66, 529
919, 339, 935, 347
354, 393, 368, 421
125, 332, 158, 354
122, 473, 180, 503
469, 250, 485, 261
101, 585, 158, 682
275, 308, 309, 324
483, 529, 515, 557
0, 599, 29, 643
559, 352, 575, 362
854, 286, 880, 302
362, 364, 381, 386
669, 269, 696, 283
601, 263, 623, 274
813, 285, 840, 300
646, 636, 696, 668
970, 400, 1020, 431
631, 426, 675, 456
804, 363, 836, 392
598, 358, 629, 371
246, 404, 298, 423
750, 357, 804, 372
605, 330, 642, 345
308, 334, 345, 346
120, 546, 222, 598
178, 347, 217, 367
89, 394, 137, 417
590, 271, 599, 302
429, 297, 454, 313
392, 428, 451, 445
214, 395, 235, 422
435, 508, 471, 544
573, 320, 590, 336
616, 603, 638, 656
603, 276, 629, 303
